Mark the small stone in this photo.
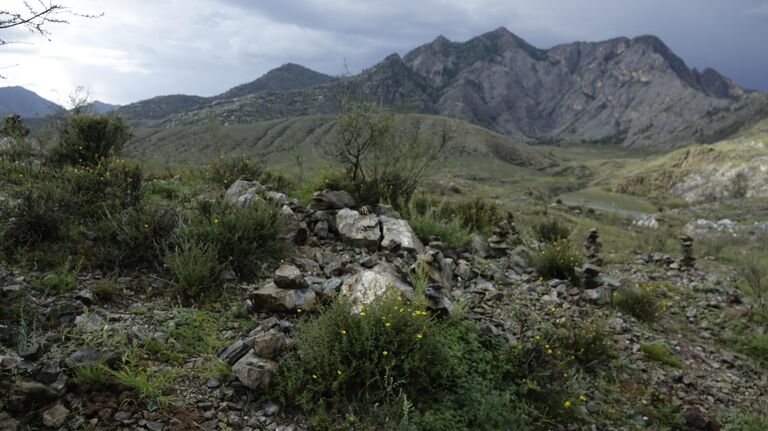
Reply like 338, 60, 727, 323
206, 378, 221, 389
264, 400, 280, 416
42, 402, 70, 428
250, 282, 317, 313
19, 342, 42, 361
232, 352, 279, 390
274, 265, 307, 290
74, 313, 106, 333
146, 421, 164, 431
113, 411, 134, 424
75, 289, 95, 305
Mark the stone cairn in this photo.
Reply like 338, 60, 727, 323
583, 228, 603, 266
679, 235, 695, 269
579, 228, 603, 289
488, 212, 519, 256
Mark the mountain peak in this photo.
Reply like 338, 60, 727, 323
217, 63, 335, 100
0, 86, 62, 118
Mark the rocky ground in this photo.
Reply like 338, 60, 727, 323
1, 180, 766, 431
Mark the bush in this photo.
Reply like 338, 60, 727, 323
398, 199, 470, 248
164, 239, 223, 302
1, 181, 69, 251
63, 157, 143, 219
532, 220, 571, 244
49, 114, 132, 167
92, 203, 179, 270
174, 199, 291, 280
613, 283, 666, 323
549, 321, 614, 370
208, 155, 292, 191
274, 294, 579, 430
452, 198, 502, 234
528, 240, 582, 284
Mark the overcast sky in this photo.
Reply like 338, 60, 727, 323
2, 0, 767, 106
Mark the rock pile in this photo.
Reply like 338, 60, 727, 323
679, 235, 696, 269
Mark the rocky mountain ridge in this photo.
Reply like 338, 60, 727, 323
0, 86, 63, 118
120, 28, 768, 149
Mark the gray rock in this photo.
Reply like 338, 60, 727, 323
75, 289, 95, 306
335, 209, 381, 251
251, 282, 317, 313
264, 400, 281, 416
42, 402, 69, 428
310, 190, 357, 210
321, 278, 343, 297
73, 313, 106, 333
218, 339, 254, 366
583, 288, 611, 305
36, 359, 61, 384
251, 328, 290, 359
224, 180, 267, 207
380, 216, 424, 253
470, 234, 492, 258
146, 421, 165, 431
274, 265, 308, 290
232, 352, 278, 391
340, 267, 413, 312
0, 413, 20, 431
313, 220, 330, 239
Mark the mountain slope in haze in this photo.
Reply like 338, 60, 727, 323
216, 63, 335, 100
127, 114, 555, 171
118, 63, 337, 123
85, 100, 121, 114
136, 28, 767, 149
0, 86, 63, 118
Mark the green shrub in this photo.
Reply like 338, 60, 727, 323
640, 343, 684, 368
164, 239, 223, 302
613, 283, 666, 323
549, 321, 614, 370
528, 240, 582, 284
63, 157, 143, 219
70, 361, 110, 386
726, 411, 768, 431
174, 199, 291, 280
208, 155, 292, 191
144, 309, 223, 364
274, 293, 578, 430
452, 198, 502, 234
35, 260, 80, 293
49, 114, 132, 167
1, 181, 69, 251
398, 199, 470, 248
92, 203, 178, 270
532, 220, 571, 244
90, 279, 119, 302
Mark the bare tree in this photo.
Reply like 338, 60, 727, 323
0, 1, 100, 46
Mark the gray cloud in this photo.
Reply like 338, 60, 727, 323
2, 0, 766, 105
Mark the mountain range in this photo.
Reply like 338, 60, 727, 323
0, 86, 121, 118
5, 28, 767, 149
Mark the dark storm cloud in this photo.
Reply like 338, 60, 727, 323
3, 0, 766, 105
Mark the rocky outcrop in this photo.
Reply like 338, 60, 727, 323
334, 208, 424, 253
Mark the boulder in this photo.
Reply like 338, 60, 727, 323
470, 234, 493, 258
232, 352, 278, 391
340, 267, 413, 312
224, 180, 266, 207
218, 339, 254, 366
310, 190, 357, 210
251, 328, 291, 359
380, 216, 424, 253
73, 313, 106, 334
250, 282, 317, 313
274, 265, 308, 290
335, 209, 381, 251
42, 402, 70, 428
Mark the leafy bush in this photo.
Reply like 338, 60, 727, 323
1, 181, 69, 251
208, 155, 292, 191
174, 199, 290, 280
35, 260, 80, 293
452, 198, 502, 234
398, 199, 470, 248
549, 321, 614, 370
63, 157, 143, 219
92, 203, 178, 270
164, 239, 223, 302
532, 220, 571, 244
726, 411, 768, 431
48, 114, 132, 167
528, 240, 582, 284
613, 283, 666, 323
274, 293, 579, 430
640, 343, 684, 368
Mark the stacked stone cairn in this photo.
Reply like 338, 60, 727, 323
578, 228, 604, 289
679, 235, 695, 269
488, 212, 519, 257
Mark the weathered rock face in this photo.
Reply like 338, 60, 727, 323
335, 209, 381, 251
274, 265, 308, 290
310, 190, 357, 211
232, 352, 278, 391
224, 180, 267, 207
143, 28, 764, 150
380, 216, 424, 253
340, 267, 413, 312
250, 282, 317, 313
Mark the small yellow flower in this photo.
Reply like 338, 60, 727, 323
337, 370, 342, 375
312, 374, 317, 379
297, 308, 302, 314
415, 333, 423, 340
382, 351, 389, 357
564, 401, 572, 408
360, 312, 366, 316
340, 329, 347, 335
385, 322, 391, 327
579, 394, 587, 402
